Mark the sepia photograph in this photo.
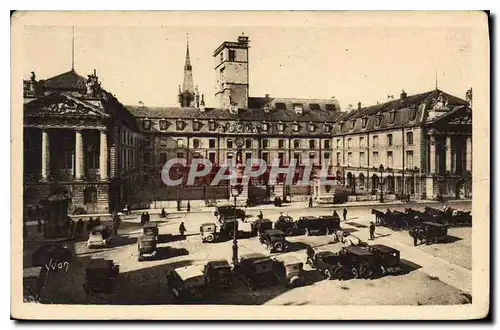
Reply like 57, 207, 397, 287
10, 10, 490, 320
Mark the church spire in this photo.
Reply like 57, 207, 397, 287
181, 33, 195, 94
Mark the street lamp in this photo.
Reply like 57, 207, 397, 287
379, 164, 386, 203
230, 184, 243, 265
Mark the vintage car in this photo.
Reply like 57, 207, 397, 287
137, 235, 157, 261
203, 259, 232, 288
259, 229, 289, 253
83, 258, 120, 295
307, 250, 345, 280
409, 221, 448, 245
218, 217, 239, 239
233, 253, 279, 290
339, 245, 377, 279
200, 222, 220, 243
214, 205, 245, 221
296, 216, 336, 236
367, 244, 403, 275
318, 215, 341, 231
273, 255, 305, 287
87, 225, 113, 248
251, 218, 273, 236
274, 215, 295, 236
23, 266, 44, 302
167, 265, 207, 301
143, 222, 159, 237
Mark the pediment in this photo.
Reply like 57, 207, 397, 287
24, 92, 109, 118
427, 106, 472, 126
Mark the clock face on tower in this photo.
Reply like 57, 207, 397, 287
235, 137, 244, 148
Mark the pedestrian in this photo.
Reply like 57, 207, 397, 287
76, 219, 84, 235
187, 201, 191, 212
69, 218, 75, 236
258, 210, 263, 220
333, 210, 340, 220
308, 196, 313, 208
94, 216, 101, 227
369, 221, 375, 240
306, 245, 315, 264
179, 222, 186, 236
177, 198, 181, 211
160, 208, 167, 218
87, 217, 94, 232
343, 208, 347, 221
278, 212, 284, 222
113, 213, 121, 235
145, 211, 150, 223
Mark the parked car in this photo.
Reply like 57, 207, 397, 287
167, 265, 207, 301
339, 245, 377, 279
273, 255, 305, 287
409, 221, 448, 245
143, 222, 159, 237
137, 234, 157, 261
87, 225, 113, 248
23, 266, 44, 302
367, 244, 403, 275
203, 259, 232, 288
296, 216, 336, 236
233, 253, 279, 290
274, 215, 295, 236
307, 250, 345, 280
259, 229, 289, 253
83, 258, 119, 295
251, 218, 273, 236
218, 217, 239, 239
200, 222, 220, 243
318, 215, 341, 231
214, 205, 245, 221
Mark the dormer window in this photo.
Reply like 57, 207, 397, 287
362, 117, 368, 128
176, 118, 184, 131
275, 102, 287, 110
209, 120, 216, 131
143, 118, 151, 130
389, 111, 396, 124
292, 122, 300, 132
350, 120, 356, 130
228, 49, 236, 62
339, 121, 344, 131
376, 115, 382, 127
325, 104, 335, 111
308, 122, 316, 133
293, 103, 303, 115
159, 119, 167, 130
262, 122, 269, 132
193, 119, 201, 131
409, 107, 417, 121
277, 121, 285, 132
323, 123, 331, 133
310, 103, 320, 111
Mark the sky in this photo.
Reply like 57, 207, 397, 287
23, 24, 473, 109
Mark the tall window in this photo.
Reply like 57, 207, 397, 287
373, 135, 379, 147
193, 139, 200, 148
359, 152, 365, 167
262, 139, 269, 149
278, 152, 285, 165
359, 137, 365, 148
294, 152, 301, 164
261, 152, 269, 163
347, 152, 353, 166
246, 139, 252, 148
387, 151, 393, 167
324, 152, 331, 162
406, 150, 414, 169
278, 139, 285, 149
347, 138, 352, 149
336, 139, 341, 149
245, 152, 252, 162
143, 152, 151, 164
227, 139, 233, 149
292, 122, 300, 132
159, 119, 167, 130
229, 49, 236, 61
176, 139, 184, 148
160, 139, 167, 148
159, 152, 167, 164
406, 131, 414, 145
373, 151, 379, 165
143, 120, 151, 130
294, 140, 301, 149
227, 153, 234, 166
208, 152, 216, 163
309, 140, 316, 149
387, 134, 393, 146
209, 139, 216, 148
209, 120, 216, 131
324, 140, 331, 149
336, 152, 341, 165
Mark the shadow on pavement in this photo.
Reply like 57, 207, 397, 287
440, 235, 463, 244
400, 258, 422, 274
158, 234, 187, 244
110, 235, 138, 248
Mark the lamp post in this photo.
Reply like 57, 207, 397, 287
230, 184, 243, 265
379, 164, 386, 203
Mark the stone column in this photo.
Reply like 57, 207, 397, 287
75, 129, 84, 180
466, 136, 472, 172
41, 129, 50, 181
429, 135, 436, 174
445, 135, 452, 172
99, 130, 108, 180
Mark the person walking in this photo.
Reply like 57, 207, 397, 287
333, 210, 340, 220
87, 217, 94, 233
343, 208, 347, 221
94, 216, 101, 227
258, 210, 263, 220
160, 208, 167, 218
113, 213, 121, 236
179, 222, 186, 236
187, 201, 191, 212
177, 198, 181, 211
308, 196, 313, 208
76, 219, 84, 236
369, 221, 376, 240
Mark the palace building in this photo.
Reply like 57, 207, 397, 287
23, 33, 473, 213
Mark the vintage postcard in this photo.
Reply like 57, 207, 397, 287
11, 11, 489, 320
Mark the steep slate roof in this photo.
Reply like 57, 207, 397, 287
248, 96, 341, 112
42, 69, 87, 91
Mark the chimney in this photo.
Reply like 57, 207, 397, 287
265, 94, 270, 99
201, 94, 205, 106
93, 69, 97, 76
358, 102, 362, 110
400, 89, 407, 101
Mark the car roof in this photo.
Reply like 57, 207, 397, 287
263, 229, 285, 236
345, 246, 373, 256
319, 215, 335, 219
316, 251, 337, 257
143, 222, 158, 228
256, 218, 272, 223
370, 244, 398, 253
274, 255, 302, 265
241, 253, 268, 261
139, 235, 156, 242
87, 258, 114, 269
300, 216, 318, 220
206, 259, 230, 268
422, 221, 448, 227
201, 222, 216, 227
174, 265, 204, 281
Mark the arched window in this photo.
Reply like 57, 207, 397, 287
83, 186, 97, 204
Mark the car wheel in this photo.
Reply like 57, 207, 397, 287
325, 228, 331, 235
138, 256, 143, 262
274, 242, 283, 252
380, 265, 386, 276
246, 279, 255, 291
206, 234, 214, 242
362, 266, 374, 279
333, 267, 345, 280
324, 268, 334, 280
351, 267, 359, 279
305, 228, 310, 236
